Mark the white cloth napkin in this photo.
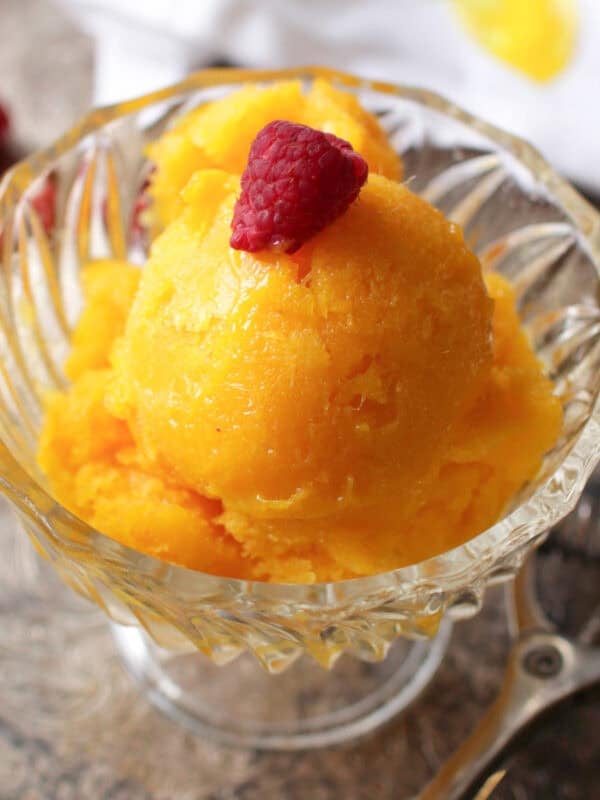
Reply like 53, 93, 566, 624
59, 0, 600, 193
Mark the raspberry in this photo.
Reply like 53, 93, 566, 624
0, 102, 10, 143
230, 120, 368, 254
31, 178, 56, 234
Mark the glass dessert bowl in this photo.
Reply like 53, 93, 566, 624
1, 67, 599, 750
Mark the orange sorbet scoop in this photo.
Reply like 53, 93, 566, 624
37, 81, 561, 582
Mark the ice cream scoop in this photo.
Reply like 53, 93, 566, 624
37, 80, 562, 582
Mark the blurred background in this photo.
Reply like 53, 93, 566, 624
1, 0, 599, 201
1, 2, 599, 799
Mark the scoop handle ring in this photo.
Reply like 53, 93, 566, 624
417, 550, 600, 800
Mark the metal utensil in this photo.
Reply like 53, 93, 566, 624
419, 472, 600, 800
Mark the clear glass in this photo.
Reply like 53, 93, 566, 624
1, 66, 599, 749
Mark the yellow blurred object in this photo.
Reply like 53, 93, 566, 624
453, 0, 579, 81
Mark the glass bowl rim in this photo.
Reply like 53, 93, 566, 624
2, 65, 600, 605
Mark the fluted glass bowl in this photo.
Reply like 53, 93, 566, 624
1, 67, 600, 750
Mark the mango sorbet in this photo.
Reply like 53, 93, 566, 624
147, 79, 402, 231
37, 82, 562, 583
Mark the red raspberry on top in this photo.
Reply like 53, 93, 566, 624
230, 120, 368, 254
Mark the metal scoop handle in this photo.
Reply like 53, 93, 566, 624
418, 558, 600, 800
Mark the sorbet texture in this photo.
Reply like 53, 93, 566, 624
37, 81, 562, 582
